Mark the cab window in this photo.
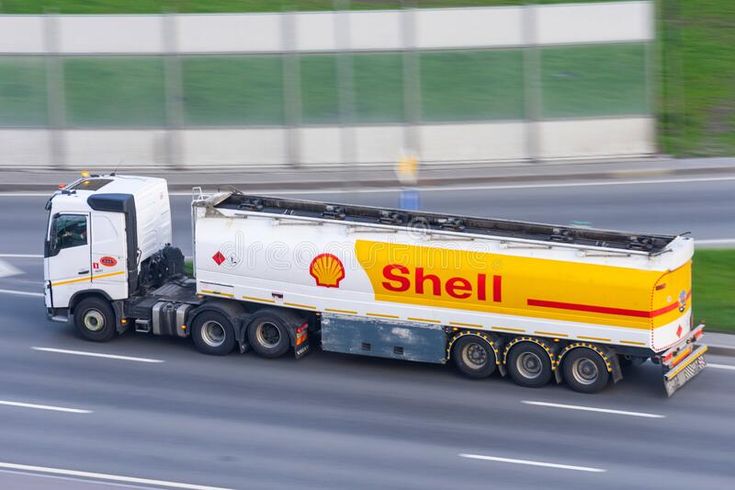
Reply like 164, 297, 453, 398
49, 214, 87, 254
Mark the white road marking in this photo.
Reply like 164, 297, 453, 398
0, 462, 233, 490
708, 363, 735, 371
0, 468, 160, 490
0, 253, 42, 258
0, 400, 91, 414
32, 347, 164, 364
459, 453, 606, 473
2, 175, 735, 198
522, 400, 665, 418
0, 259, 22, 278
0, 289, 43, 298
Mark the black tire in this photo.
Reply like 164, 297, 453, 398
562, 348, 610, 394
74, 296, 117, 342
452, 336, 497, 379
191, 311, 236, 356
246, 310, 294, 359
506, 341, 553, 388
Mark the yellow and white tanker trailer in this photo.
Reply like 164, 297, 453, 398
43, 175, 707, 395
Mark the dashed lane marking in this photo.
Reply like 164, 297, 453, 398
32, 347, 164, 364
459, 453, 606, 473
0, 400, 91, 414
0, 289, 43, 298
0, 462, 233, 490
709, 363, 735, 371
522, 400, 665, 419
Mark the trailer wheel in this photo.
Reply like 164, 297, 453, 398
246, 310, 292, 359
191, 311, 236, 356
452, 336, 496, 379
506, 342, 553, 388
74, 297, 117, 342
562, 348, 609, 394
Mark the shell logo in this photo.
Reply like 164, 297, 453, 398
309, 253, 345, 288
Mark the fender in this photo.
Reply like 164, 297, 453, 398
69, 289, 114, 314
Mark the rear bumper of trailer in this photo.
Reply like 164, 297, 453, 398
661, 324, 707, 397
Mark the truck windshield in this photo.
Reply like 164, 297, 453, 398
48, 214, 87, 255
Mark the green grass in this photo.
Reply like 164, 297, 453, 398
182, 56, 284, 126
64, 57, 166, 126
0, 57, 47, 127
541, 44, 648, 118
693, 249, 735, 333
660, 0, 735, 156
420, 50, 524, 121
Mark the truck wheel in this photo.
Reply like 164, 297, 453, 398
191, 311, 236, 356
562, 348, 610, 394
74, 297, 117, 342
247, 311, 292, 359
506, 342, 553, 388
452, 336, 496, 379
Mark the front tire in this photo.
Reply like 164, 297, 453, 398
562, 348, 610, 394
191, 311, 236, 356
452, 336, 496, 379
506, 342, 553, 388
74, 297, 117, 342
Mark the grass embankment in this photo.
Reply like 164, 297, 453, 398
660, 1, 735, 156
693, 249, 735, 333
183, 248, 735, 332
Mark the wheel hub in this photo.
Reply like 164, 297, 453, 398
201, 320, 226, 347
572, 358, 599, 385
517, 351, 543, 379
462, 342, 488, 369
83, 309, 105, 332
256, 322, 281, 348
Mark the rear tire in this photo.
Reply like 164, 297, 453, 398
74, 297, 117, 342
246, 310, 293, 359
506, 342, 553, 388
191, 311, 236, 356
452, 336, 496, 379
562, 348, 610, 394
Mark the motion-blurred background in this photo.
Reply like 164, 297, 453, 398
1, 0, 729, 170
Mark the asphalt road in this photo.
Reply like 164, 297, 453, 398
0, 176, 734, 489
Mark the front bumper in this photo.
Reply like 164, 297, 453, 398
661, 324, 707, 397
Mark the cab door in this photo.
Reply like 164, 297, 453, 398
44, 213, 91, 309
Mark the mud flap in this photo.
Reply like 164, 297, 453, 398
294, 322, 311, 359
663, 345, 708, 397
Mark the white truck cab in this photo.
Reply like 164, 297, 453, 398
44, 175, 174, 333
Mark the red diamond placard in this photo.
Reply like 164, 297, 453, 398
212, 251, 225, 266
676, 325, 683, 338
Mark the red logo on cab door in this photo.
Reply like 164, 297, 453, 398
100, 256, 117, 267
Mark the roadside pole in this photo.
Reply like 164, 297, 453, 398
396, 152, 419, 210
